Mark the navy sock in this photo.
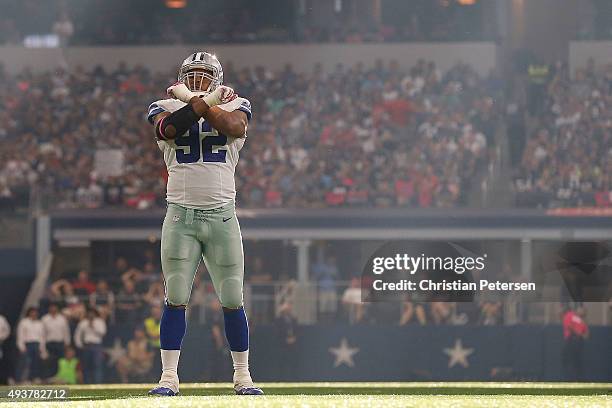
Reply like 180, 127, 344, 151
160, 304, 186, 350
223, 307, 249, 352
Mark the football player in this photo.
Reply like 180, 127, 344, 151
146, 52, 262, 396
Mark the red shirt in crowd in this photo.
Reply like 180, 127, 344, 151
418, 175, 439, 208
383, 98, 413, 126
395, 179, 415, 203
562, 310, 588, 339
72, 279, 96, 295
372, 98, 414, 126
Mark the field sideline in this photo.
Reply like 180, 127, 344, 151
1, 382, 611, 408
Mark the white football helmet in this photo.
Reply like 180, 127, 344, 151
178, 51, 223, 95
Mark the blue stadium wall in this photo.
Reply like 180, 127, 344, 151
0, 249, 36, 325
106, 324, 612, 382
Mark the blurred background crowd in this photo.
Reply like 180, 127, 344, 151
1, 57, 610, 211
0, 60, 497, 211
513, 61, 612, 208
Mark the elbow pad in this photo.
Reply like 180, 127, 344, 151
156, 103, 199, 140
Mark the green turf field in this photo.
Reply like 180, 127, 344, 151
1, 382, 611, 408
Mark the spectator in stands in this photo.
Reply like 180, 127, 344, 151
49, 279, 86, 322
479, 301, 503, 325
41, 303, 71, 378
399, 301, 427, 326
144, 304, 162, 376
141, 262, 161, 285
115, 279, 142, 323
112, 257, 130, 276
143, 277, 165, 309
89, 280, 115, 322
49, 345, 82, 385
430, 302, 452, 325
16, 307, 47, 382
342, 278, 365, 324
144, 304, 161, 350
313, 255, 339, 321
74, 308, 106, 384
515, 62, 612, 209
562, 305, 589, 381
122, 265, 153, 294
72, 270, 96, 297
115, 327, 153, 383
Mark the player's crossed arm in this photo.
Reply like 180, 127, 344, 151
150, 84, 248, 140
202, 105, 248, 138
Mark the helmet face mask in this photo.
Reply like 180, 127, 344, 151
178, 52, 223, 95
183, 68, 215, 93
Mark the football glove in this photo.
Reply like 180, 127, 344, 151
204, 85, 237, 106
166, 82, 194, 103
167, 82, 237, 107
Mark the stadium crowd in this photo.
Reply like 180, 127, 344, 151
514, 61, 612, 208
0, 59, 497, 211
0, 0, 486, 46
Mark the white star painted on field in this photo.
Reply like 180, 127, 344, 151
443, 338, 474, 368
104, 338, 126, 366
329, 338, 359, 368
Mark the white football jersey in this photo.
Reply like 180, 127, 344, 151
147, 96, 252, 209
